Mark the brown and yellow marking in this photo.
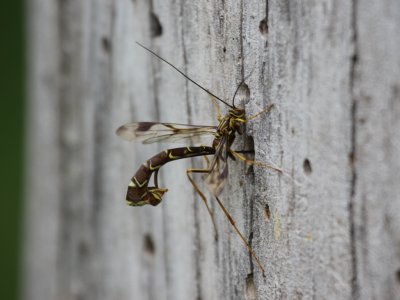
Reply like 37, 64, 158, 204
168, 151, 180, 160
128, 180, 136, 187
127, 200, 148, 206
152, 191, 163, 200
132, 176, 148, 188
149, 160, 161, 171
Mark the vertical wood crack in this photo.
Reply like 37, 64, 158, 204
177, 2, 202, 299
148, 0, 170, 296
349, 0, 359, 299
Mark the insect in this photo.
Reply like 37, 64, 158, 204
116, 42, 281, 277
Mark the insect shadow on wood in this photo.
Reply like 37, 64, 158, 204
116, 42, 283, 277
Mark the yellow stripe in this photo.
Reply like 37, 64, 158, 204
128, 180, 136, 187
168, 151, 179, 159
133, 177, 148, 188
127, 200, 148, 206
152, 193, 162, 200
149, 161, 161, 171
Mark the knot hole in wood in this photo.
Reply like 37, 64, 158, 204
264, 204, 271, 222
101, 37, 111, 54
143, 234, 156, 256
303, 158, 312, 175
259, 17, 268, 38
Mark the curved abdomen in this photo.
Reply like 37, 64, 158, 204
127, 146, 215, 206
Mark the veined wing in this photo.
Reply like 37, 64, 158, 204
204, 135, 229, 196
116, 122, 216, 144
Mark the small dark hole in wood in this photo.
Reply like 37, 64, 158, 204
264, 204, 271, 221
349, 152, 356, 167
223, 47, 226, 53
101, 37, 112, 54
245, 273, 257, 300
247, 165, 255, 181
351, 53, 358, 66
303, 158, 312, 175
144, 234, 155, 255
396, 269, 400, 283
78, 240, 90, 257
259, 18, 268, 38
150, 12, 163, 37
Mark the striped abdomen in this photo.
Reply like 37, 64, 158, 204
127, 146, 215, 206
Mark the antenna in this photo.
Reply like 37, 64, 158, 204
136, 42, 234, 109
231, 79, 245, 108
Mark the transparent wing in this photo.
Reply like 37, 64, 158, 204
204, 135, 229, 196
116, 122, 216, 144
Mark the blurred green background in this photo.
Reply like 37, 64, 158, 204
0, 0, 24, 299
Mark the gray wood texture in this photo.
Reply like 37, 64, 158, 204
24, 1, 400, 299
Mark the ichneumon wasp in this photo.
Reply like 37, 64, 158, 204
116, 42, 282, 277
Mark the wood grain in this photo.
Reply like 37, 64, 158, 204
25, 0, 400, 299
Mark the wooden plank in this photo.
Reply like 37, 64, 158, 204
25, 0, 400, 299
353, 1, 400, 299
244, 1, 354, 298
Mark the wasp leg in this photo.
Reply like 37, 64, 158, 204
230, 150, 283, 174
214, 196, 266, 277
187, 167, 219, 241
245, 103, 274, 122
233, 150, 254, 154
154, 169, 159, 187
203, 154, 211, 166
210, 95, 222, 121
188, 159, 267, 277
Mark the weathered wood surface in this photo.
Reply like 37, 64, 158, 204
24, 0, 400, 299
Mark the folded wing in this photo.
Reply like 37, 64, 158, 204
116, 122, 216, 144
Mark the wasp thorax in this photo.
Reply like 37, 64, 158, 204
227, 108, 245, 134
229, 107, 245, 118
